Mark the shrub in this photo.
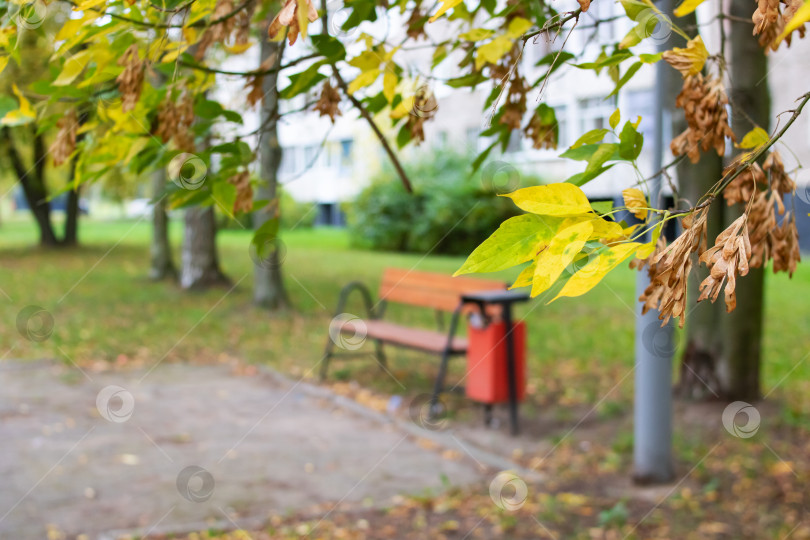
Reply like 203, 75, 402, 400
347, 151, 544, 255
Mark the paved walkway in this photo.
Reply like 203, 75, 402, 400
0, 361, 485, 539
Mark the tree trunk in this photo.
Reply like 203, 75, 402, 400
253, 37, 291, 310
715, 0, 771, 400
2, 128, 59, 247
181, 206, 230, 290
674, 13, 726, 399
64, 186, 80, 247
149, 168, 177, 280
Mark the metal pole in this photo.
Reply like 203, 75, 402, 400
632, 0, 675, 484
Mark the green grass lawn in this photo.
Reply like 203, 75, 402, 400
1, 215, 809, 415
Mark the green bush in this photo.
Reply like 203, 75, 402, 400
280, 189, 316, 229
347, 151, 544, 255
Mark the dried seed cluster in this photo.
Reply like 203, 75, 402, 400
51, 109, 78, 167
313, 81, 342, 123
268, 0, 319, 46
228, 171, 253, 214
698, 216, 751, 312
155, 91, 196, 152
642, 208, 709, 327
670, 75, 736, 164
116, 44, 145, 113
753, 0, 806, 51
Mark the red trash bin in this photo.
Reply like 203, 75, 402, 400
465, 320, 526, 404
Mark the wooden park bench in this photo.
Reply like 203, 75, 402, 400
321, 267, 507, 406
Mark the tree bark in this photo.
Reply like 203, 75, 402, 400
181, 205, 230, 290
63, 187, 80, 246
715, 0, 771, 400
252, 36, 291, 310
673, 13, 726, 400
2, 128, 59, 247
149, 168, 177, 280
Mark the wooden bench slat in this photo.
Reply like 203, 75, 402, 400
379, 268, 507, 311
340, 320, 468, 354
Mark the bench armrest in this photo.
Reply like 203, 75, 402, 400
333, 281, 379, 320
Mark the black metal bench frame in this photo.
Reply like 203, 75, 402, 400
321, 281, 464, 410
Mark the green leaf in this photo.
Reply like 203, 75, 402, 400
531, 220, 593, 297
609, 108, 621, 130
504, 183, 593, 216
310, 34, 346, 62
565, 164, 616, 187
446, 72, 488, 88
281, 61, 327, 99
621, 0, 648, 20
590, 200, 615, 215
252, 217, 280, 256
619, 121, 644, 160
574, 51, 634, 70
586, 143, 619, 174
455, 214, 567, 275
560, 143, 619, 162
608, 61, 643, 97
571, 128, 610, 149
639, 52, 663, 63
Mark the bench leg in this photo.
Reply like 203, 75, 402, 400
374, 339, 387, 371
320, 337, 335, 381
429, 348, 451, 419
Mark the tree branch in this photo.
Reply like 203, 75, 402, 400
320, 0, 413, 193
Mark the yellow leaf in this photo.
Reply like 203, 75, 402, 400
622, 188, 648, 219
776, 0, 810, 44
588, 216, 627, 241
511, 260, 536, 289
504, 183, 593, 217
662, 35, 708, 77
390, 96, 414, 119
429, 0, 464, 22
223, 41, 252, 54
673, 0, 708, 17
13, 83, 34, 116
737, 126, 769, 149
459, 28, 495, 41
161, 44, 190, 63
347, 68, 380, 94
531, 221, 593, 297
506, 17, 532, 38
297, 0, 310, 39
553, 242, 644, 301
475, 36, 513, 70
53, 50, 91, 86
73, 0, 106, 11
0, 56, 8, 75
383, 69, 397, 103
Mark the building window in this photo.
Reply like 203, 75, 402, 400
339, 139, 353, 175
437, 130, 448, 146
579, 96, 617, 135
504, 129, 522, 154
